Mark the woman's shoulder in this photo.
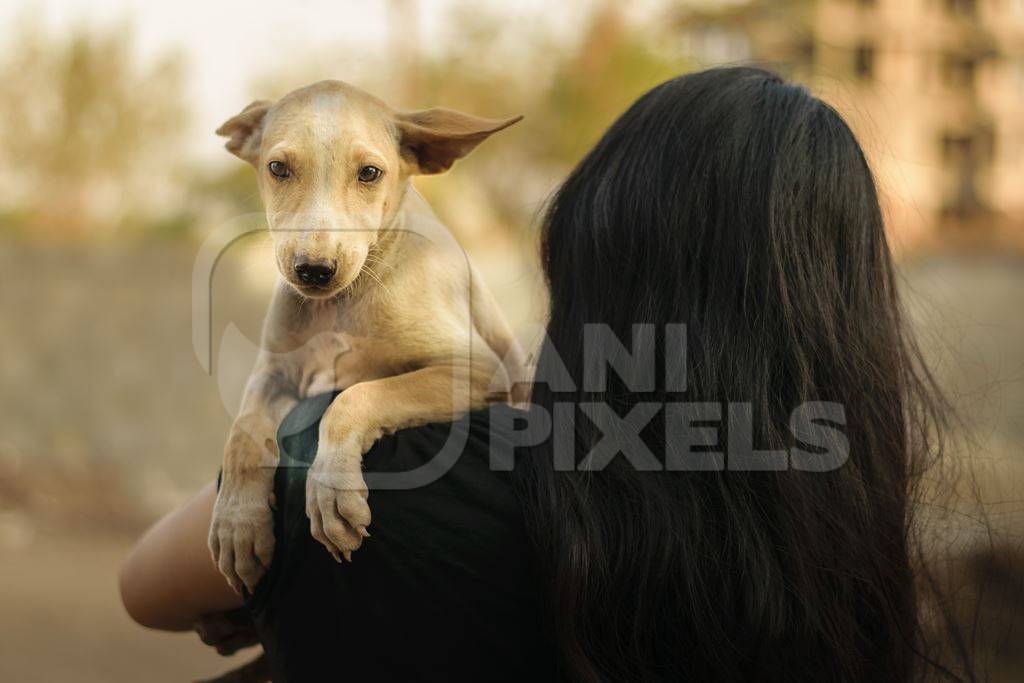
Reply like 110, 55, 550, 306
263, 398, 533, 584
357, 404, 533, 567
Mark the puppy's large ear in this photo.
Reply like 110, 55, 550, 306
216, 100, 273, 165
395, 109, 522, 175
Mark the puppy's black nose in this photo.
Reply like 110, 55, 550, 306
294, 259, 337, 287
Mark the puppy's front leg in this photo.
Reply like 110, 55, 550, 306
307, 358, 501, 560
210, 362, 297, 593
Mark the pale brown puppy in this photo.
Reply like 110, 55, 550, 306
209, 80, 527, 593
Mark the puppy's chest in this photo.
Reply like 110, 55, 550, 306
276, 259, 469, 397
289, 330, 391, 398
286, 299, 442, 398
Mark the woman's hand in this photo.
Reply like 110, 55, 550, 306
193, 608, 270, 683
194, 608, 260, 655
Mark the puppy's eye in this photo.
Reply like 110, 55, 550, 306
268, 161, 290, 179
357, 165, 383, 183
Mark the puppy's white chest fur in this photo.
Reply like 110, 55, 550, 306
292, 330, 367, 398
288, 323, 425, 399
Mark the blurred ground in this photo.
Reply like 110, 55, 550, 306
0, 530, 257, 683
0, 237, 259, 681
0, 239, 1022, 680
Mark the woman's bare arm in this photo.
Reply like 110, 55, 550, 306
119, 482, 244, 631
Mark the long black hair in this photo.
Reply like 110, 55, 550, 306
517, 67, 959, 681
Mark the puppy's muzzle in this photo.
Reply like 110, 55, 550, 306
294, 258, 337, 288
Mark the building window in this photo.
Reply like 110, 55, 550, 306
944, 0, 976, 16
940, 127, 994, 165
854, 44, 875, 80
941, 54, 976, 91
940, 133, 976, 164
939, 128, 994, 222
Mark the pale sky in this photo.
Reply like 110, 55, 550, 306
7, 0, 608, 164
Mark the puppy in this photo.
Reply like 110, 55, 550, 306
209, 80, 527, 593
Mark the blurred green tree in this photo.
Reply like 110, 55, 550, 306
532, 7, 683, 166
409, 3, 686, 239
0, 17, 187, 239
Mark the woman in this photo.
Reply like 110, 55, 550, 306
121, 67, 957, 681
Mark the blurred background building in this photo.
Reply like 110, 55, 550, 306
676, 0, 1024, 250
0, 0, 1021, 680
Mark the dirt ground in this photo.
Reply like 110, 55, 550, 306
0, 530, 256, 682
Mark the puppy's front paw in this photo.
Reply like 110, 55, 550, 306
209, 478, 276, 594
305, 448, 371, 562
